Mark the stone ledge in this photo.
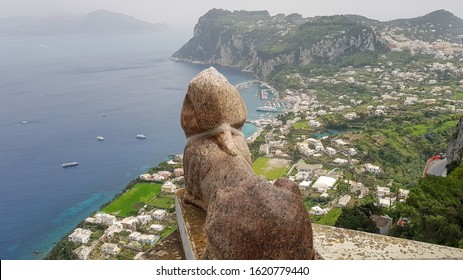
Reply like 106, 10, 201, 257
175, 189, 463, 260
313, 224, 463, 260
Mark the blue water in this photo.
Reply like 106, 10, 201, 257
0, 31, 264, 259
313, 129, 341, 139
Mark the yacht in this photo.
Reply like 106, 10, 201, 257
96, 136, 104, 141
61, 162, 79, 168
256, 106, 278, 112
136, 134, 146, 139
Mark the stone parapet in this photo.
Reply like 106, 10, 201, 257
176, 188, 463, 260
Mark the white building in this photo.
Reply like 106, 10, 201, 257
104, 223, 123, 239
121, 217, 139, 230
73, 246, 93, 260
139, 234, 158, 245
161, 181, 177, 194
101, 243, 120, 255
365, 163, 381, 173
152, 209, 168, 220
299, 180, 312, 190
129, 232, 158, 245
68, 228, 92, 244
150, 224, 164, 232
94, 213, 116, 226
375, 109, 385, 116
348, 148, 357, 156
310, 206, 328, 216
379, 198, 392, 208
377, 186, 391, 198
326, 147, 337, 156
311, 176, 337, 193
137, 214, 152, 225
308, 120, 321, 127
398, 189, 410, 200
337, 195, 352, 208
129, 232, 142, 241
349, 181, 369, 198
333, 158, 348, 165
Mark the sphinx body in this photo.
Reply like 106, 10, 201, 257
181, 67, 315, 259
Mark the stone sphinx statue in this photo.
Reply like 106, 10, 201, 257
181, 67, 315, 259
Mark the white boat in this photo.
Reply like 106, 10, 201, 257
22, 121, 29, 124
61, 162, 79, 168
256, 106, 278, 112
136, 134, 146, 139
96, 136, 104, 141
101, 113, 106, 117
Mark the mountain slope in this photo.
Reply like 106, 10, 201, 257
0, 10, 168, 36
388, 10, 463, 42
172, 9, 386, 80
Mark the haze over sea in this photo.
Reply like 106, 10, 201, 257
0, 31, 266, 259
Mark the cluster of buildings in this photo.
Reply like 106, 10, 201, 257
70, 208, 170, 260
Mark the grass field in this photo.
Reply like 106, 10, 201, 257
102, 183, 161, 217
147, 193, 175, 210
252, 157, 291, 180
311, 208, 342, 226
293, 120, 309, 130
456, 92, 463, 100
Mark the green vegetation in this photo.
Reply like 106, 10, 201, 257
388, 165, 463, 248
456, 92, 463, 101
311, 208, 342, 226
147, 193, 175, 211
102, 183, 162, 217
293, 120, 309, 130
252, 157, 290, 180
44, 239, 79, 260
335, 204, 379, 233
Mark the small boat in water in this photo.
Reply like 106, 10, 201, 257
256, 106, 278, 112
96, 136, 104, 141
61, 162, 79, 168
135, 134, 146, 139
22, 121, 29, 124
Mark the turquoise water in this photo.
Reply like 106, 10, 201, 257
313, 129, 342, 139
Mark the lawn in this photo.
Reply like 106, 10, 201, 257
311, 207, 342, 226
102, 183, 162, 217
252, 157, 291, 180
293, 120, 309, 130
147, 193, 175, 210
456, 92, 463, 100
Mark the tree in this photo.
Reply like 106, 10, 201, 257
335, 206, 378, 233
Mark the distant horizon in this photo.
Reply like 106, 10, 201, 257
1, 0, 462, 29
1, 7, 461, 30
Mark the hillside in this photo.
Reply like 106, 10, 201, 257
172, 9, 386, 80
172, 9, 463, 80
0, 9, 168, 36
388, 10, 463, 43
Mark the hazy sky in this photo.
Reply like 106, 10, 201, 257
1, 0, 462, 28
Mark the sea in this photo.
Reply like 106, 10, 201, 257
0, 31, 273, 260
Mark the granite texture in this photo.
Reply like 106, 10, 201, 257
180, 67, 315, 259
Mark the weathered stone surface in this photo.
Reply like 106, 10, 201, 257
180, 67, 314, 259
446, 116, 463, 165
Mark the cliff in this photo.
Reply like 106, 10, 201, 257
446, 116, 463, 166
172, 9, 386, 80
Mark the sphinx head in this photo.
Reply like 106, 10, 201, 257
181, 67, 247, 137
181, 68, 248, 156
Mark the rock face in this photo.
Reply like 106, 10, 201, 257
172, 9, 385, 80
446, 117, 463, 165
180, 67, 314, 259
